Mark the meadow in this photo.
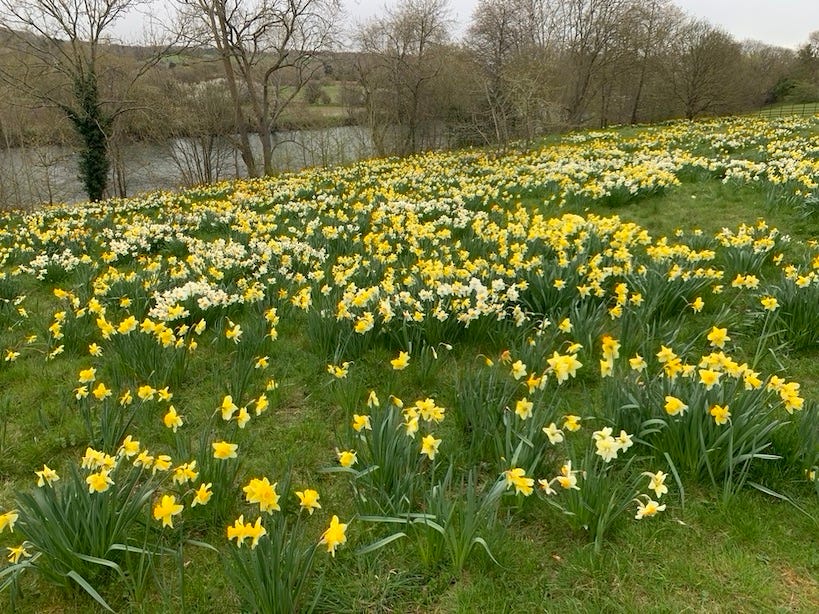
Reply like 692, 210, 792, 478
0, 114, 817, 612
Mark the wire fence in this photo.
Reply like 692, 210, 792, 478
756, 103, 819, 118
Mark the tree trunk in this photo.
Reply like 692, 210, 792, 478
66, 74, 111, 202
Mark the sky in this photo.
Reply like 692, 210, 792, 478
114, 0, 819, 50
343, 0, 819, 48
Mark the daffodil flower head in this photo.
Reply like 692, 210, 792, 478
320, 515, 348, 556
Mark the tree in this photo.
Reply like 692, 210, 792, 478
740, 41, 795, 106
466, 0, 526, 143
663, 19, 743, 119
178, 0, 341, 177
356, 0, 452, 155
618, 0, 681, 124
555, 0, 629, 126
0, 0, 172, 201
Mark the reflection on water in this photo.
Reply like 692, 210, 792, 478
0, 125, 375, 207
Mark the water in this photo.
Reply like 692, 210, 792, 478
0, 125, 375, 207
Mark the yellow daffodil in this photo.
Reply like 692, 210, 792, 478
390, 351, 410, 370
35, 464, 59, 487
192, 483, 213, 507
420, 434, 442, 460
296, 489, 322, 515
6, 543, 30, 564
710, 404, 731, 425
635, 495, 666, 519
163, 406, 183, 432
153, 495, 184, 528
243, 477, 280, 513
86, 470, 113, 494
0, 510, 19, 533
337, 449, 357, 467
319, 515, 347, 556
352, 414, 372, 432
212, 441, 238, 460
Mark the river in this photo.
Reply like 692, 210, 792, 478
0, 125, 376, 208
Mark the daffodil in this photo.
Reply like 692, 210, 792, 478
327, 362, 350, 378
296, 489, 322, 514
629, 354, 646, 372
366, 390, 380, 407
420, 434, 441, 460
153, 455, 172, 473
0, 510, 19, 533
6, 543, 30, 564
212, 441, 238, 460
119, 435, 140, 458
709, 404, 731, 425
664, 395, 687, 416
78, 367, 96, 383
707, 326, 730, 349
92, 382, 112, 400
514, 397, 533, 420
35, 464, 59, 487
153, 495, 184, 528
172, 461, 199, 485
163, 405, 183, 432
244, 517, 267, 549
510, 359, 527, 380
504, 467, 534, 496
760, 296, 779, 311
635, 495, 666, 519
86, 470, 113, 494
243, 477, 280, 513
137, 385, 156, 401
227, 515, 249, 547
220, 395, 238, 420
352, 414, 372, 432
319, 515, 348, 556
134, 450, 154, 469
191, 483, 213, 507
337, 449, 357, 467
390, 351, 410, 370
698, 369, 721, 390
542, 422, 564, 444
563, 414, 582, 432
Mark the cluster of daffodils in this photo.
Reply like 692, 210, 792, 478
0, 117, 814, 367
0, 113, 817, 608
227, 477, 343, 555
343, 391, 447, 464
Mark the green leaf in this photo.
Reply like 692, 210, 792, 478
471, 536, 501, 567
356, 532, 407, 555
66, 570, 115, 613
185, 539, 220, 553
748, 481, 815, 521
411, 517, 445, 535
74, 553, 123, 576
663, 452, 685, 512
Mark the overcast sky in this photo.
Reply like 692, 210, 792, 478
344, 0, 818, 49
116, 0, 818, 50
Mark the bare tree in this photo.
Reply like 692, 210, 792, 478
466, 0, 520, 143
0, 0, 177, 201
178, 0, 341, 177
356, 0, 452, 155
554, 0, 629, 126
663, 19, 742, 119
619, 0, 681, 124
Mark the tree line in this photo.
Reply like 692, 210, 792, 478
0, 0, 817, 204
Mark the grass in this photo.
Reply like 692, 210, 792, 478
0, 115, 817, 612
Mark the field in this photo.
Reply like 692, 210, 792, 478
0, 114, 818, 612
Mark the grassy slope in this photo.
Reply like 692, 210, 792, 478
1, 127, 818, 613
